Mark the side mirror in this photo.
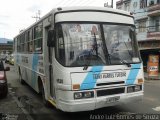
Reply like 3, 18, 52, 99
47, 30, 55, 47
5, 66, 10, 71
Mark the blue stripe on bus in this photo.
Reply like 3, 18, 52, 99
80, 66, 103, 90
31, 54, 39, 88
126, 64, 141, 85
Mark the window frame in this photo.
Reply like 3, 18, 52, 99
15, 22, 43, 54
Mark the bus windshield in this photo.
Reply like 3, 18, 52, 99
56, 23, 140, 67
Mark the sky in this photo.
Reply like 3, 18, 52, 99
0, 0, 119, 39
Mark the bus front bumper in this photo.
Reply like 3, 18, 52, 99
58, 92, 143, 112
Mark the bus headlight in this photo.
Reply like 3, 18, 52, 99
127, 86, 134, 93
135, 85, 141, 92
127, 85, 142, 93
74, 91, 94, 99
74, 92, 83, 99
84, 91, 93, 98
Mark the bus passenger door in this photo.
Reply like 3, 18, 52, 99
46, 27, 56, 99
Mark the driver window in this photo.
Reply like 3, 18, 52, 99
56, 25, 65, 65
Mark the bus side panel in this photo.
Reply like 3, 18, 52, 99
15, 54, 41, 93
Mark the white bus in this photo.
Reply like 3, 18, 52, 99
13, 7, 144, 112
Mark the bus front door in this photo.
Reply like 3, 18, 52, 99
46, 27, 56, 99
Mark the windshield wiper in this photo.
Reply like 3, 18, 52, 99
120, 60, 131, 67
83, 64, 89, 70
83, 52, 92, 70
83, 34, 98, 70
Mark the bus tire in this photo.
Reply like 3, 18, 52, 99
41, 86, 51, 107
18, 68, 25, 85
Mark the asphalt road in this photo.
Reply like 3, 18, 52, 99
1, 64, 160, 120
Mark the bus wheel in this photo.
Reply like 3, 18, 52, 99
18, 68, 25, 85
41, 86, 51, 107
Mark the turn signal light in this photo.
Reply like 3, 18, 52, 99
138, 78, 144, 84
73, 84, 80, 90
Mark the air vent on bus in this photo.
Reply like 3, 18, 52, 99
96, 81, 125, 86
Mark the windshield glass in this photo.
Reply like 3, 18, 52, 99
103, 24, 140, 64
55, 23, 140, 67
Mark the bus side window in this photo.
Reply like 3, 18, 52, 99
29, 41, 34, 52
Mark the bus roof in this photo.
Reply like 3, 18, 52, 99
53, 6, 131, 16
14, 6, 132, 38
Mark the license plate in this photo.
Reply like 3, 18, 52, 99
106, 96, 120, 103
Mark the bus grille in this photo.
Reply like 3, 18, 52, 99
97, 87, 125, 97
96, 81, 125, 86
